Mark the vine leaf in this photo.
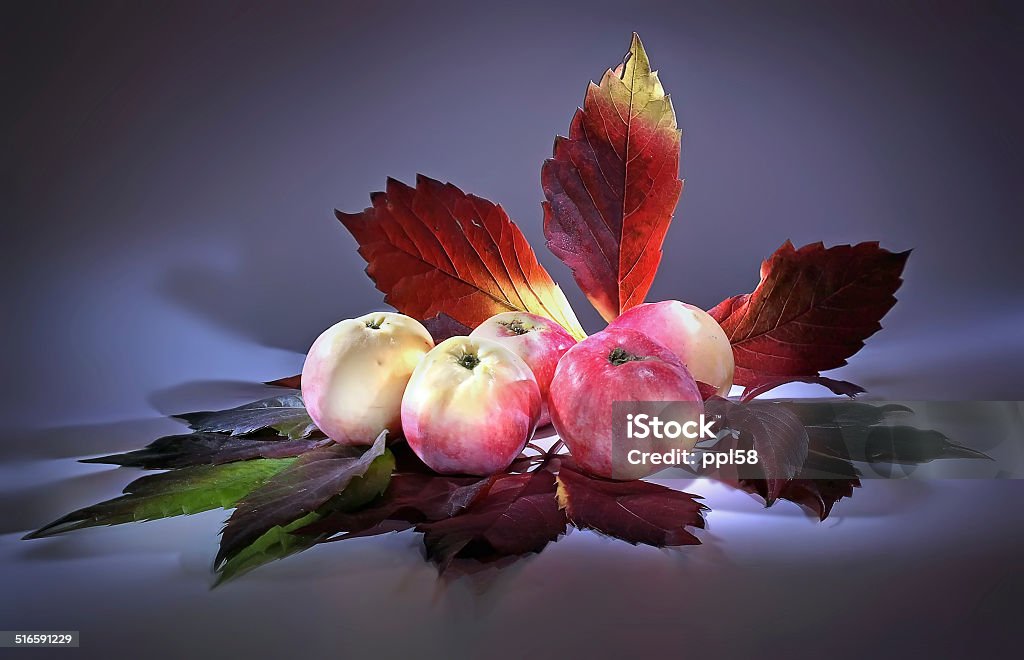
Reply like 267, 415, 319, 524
708, 241, 910, 386
24, 458, 298, 539
336, 175, 585, 339
176, 393, 318, 439
556, 463, 706, 546
298, 471, 492, 541
82, 432, 329, 470
417, 464, 566, 571
215, 432, 388, 567
705, 398, 810, 504
542, 33, 683, 322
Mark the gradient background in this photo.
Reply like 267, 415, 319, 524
2, 1, 1022, 657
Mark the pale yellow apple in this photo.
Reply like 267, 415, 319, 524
301, 312, 433, 445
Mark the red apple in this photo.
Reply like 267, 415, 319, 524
301, 312, 433, 445
401, 336, 541, 475
469, 311, 577, 426
609, 300, 735, 397
549, 327, 703, 480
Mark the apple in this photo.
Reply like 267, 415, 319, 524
402, 336, 541, 475
549, 327, 703, 480
301, 312, 433, 445
609, 300, 735, 397
468, 311, 577, 427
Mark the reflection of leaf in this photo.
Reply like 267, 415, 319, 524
214, 448, 394, 584
709, 241, 909, 386
336, 175, 585, 339
417, 464, 566, 571
176, 393, 317, 439
82, 433, 329, 470
862, 426, 991, 465
216, 433, 387, 567
706, 398, 809, 504
542, 33, 682, 322
556, 463, 706, 546
24, 458, 297, 539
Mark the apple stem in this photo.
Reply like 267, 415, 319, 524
457, 353, 480, 370
607, 347, 643, 366
500, 319, 530, 335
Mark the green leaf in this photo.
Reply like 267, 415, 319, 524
24, 458, 297, 539
214, 448, 395, 585
215, 432, 388, 568
175, 392, 317, 439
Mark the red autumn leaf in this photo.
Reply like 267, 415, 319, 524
555, 463, 706, 546
542, 33, 683, 322
417, 465, 566, 570
708, 241, 910, 385
336, 175, 585, 339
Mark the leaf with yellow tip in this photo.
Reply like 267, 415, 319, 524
543, 33, 683, 321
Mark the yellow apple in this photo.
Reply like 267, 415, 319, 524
301, 312, 433, 445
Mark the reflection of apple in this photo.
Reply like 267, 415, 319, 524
301, 312, 433, 445
609, 301, 734, 397
402, 336, 541, 475
549, 327, 703, 480
469, 311, 577, 427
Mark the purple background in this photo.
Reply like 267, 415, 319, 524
2, 1, 1022, 657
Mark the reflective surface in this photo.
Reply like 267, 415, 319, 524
3, 1, 1022, 657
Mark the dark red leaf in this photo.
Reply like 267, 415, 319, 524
555, 463, 706, 546
740, 376, 866, 402
299, 471, 492, 540
420, 312, 472, 343
705, 399, 809, 504
708, 241, 910, 385
417, 464, 566, 571
336, 175, 584, 338
741, 452, 861, 520
265, 374, 301, 389
542, 34, 683, 322
695, 381, 719, 401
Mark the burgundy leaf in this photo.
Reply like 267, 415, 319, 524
420, 312, 472, 343
742, 452, 861, 520
740, 376, 866, 402
708, 241, 910, 385
705, 398, 809, 504
417, 465, 566, 571
556, 464, 706, 547
265, 375, 301, 389
299, 471, 491, 540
